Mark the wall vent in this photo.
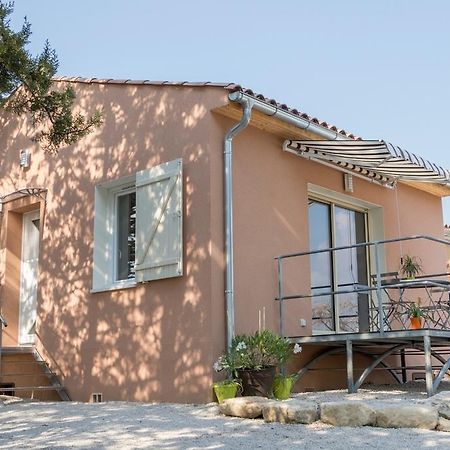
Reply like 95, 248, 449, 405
412, 372, 426, 381
91, 392, 103, 403
344, 173, 354, 192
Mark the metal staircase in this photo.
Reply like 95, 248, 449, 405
0, 315, 70, 401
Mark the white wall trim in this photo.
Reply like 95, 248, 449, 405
92, 174, 136, 292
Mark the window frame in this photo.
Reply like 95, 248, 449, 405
307, 184, 387, 335
113, 186, 136, 284
308, 196, 370, 334
92, 159, 183, 293
92, 174, 137, 293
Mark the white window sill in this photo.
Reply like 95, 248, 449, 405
91, 280, 137, 294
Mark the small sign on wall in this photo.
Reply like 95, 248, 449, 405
19, 149, 30, 168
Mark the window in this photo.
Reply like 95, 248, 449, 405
92, 159, 183, 292
115, 189, 136, 281
308, 198, 369, 334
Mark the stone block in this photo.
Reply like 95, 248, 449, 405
263, 400, 318, 424
426, 391, 450, 406
320, 401, 376, 427
219, 396, 273, 419
375, 404, 438, 429
423, 391, 450, 420
437, 416, 450, 432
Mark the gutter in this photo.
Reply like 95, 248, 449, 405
224, 93, 254, 349
230, 91, 342, 141
223, 91, 343, 348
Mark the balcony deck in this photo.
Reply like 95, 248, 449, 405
289, 328, 450, 346
275, 235, 450, 397
288, 329, 450, 397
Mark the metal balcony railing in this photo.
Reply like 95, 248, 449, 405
275, 235, 450, 338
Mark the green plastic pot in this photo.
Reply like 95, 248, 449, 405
272, 375, 297, 400
213, 381, 239, 403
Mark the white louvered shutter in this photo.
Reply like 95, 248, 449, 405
135, 159, 183, 282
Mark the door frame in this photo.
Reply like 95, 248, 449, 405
18, 209, 40, 345
308, 195, 370, 334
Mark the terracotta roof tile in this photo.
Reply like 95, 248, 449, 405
52, 76, 359, 139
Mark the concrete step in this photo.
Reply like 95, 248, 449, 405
0, 346, 34, 354
0, 347, 70, 401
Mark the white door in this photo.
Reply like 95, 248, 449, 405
19, 210, 40, 345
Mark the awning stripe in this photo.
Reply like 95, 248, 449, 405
284, 139, 450, 184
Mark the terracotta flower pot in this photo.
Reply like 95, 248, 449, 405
237, 366, 276, 397
410, 316, 422, 329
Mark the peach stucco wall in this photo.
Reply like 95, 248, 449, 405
0, 82, 447, 400
0, 83, 229, 402
230, 124, 446, 389
231, 125, 445, 338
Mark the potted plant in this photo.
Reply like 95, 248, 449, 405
272, 343, 303, 400
409, 303, 423, 329
215, 330, 295, 397
212, 379, 241, 404
400, 255, 423, 280
212, 356, 241, 403
272, 373, 299, 400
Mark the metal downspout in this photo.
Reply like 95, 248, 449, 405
223, 89, 344, 349
224, 92, 254, 349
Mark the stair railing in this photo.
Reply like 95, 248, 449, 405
0, 313, 7, 382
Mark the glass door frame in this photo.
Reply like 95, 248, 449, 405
308, 195, 371, 334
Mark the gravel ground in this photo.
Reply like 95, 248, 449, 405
1, 386, 450, 450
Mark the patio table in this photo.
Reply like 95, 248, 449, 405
378, 278, 450, 331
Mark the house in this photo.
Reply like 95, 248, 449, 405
0, 77, 449, 402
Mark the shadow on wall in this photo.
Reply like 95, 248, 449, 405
0, 83, 224, 402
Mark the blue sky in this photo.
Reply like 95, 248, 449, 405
11, 0, 450, 223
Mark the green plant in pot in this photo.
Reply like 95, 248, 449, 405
216, 330, 295, 398
408, 303, 423, 330
400, 255, 423, 280
212, 379, 241, 403
272, 343, 303, 400
212, 357, 241, 403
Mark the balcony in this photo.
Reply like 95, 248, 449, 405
275, 235, 450, 396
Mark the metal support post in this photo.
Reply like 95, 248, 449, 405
0, 315, 7, 382
346, 340, 355, 393
374, 243, 385, 335
400, 349, 407, 384
277, 258, 284, 338
423, 334, 434, 397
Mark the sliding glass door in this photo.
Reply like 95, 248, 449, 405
308, 199, 369, 334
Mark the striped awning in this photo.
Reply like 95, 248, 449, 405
283, 140, 450, 186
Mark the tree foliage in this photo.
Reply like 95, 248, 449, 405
0, 1, 102, 153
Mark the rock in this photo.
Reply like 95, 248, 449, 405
438, 404, 450, 420
437, 416, 450, 432
0, 395, 23, 405
320, 401, 376, 427
375, 404, 438, 429
219, 396, 273, 419
263, 400, 318, 424
423, 391, 450, 420
426, 391, 450, 406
